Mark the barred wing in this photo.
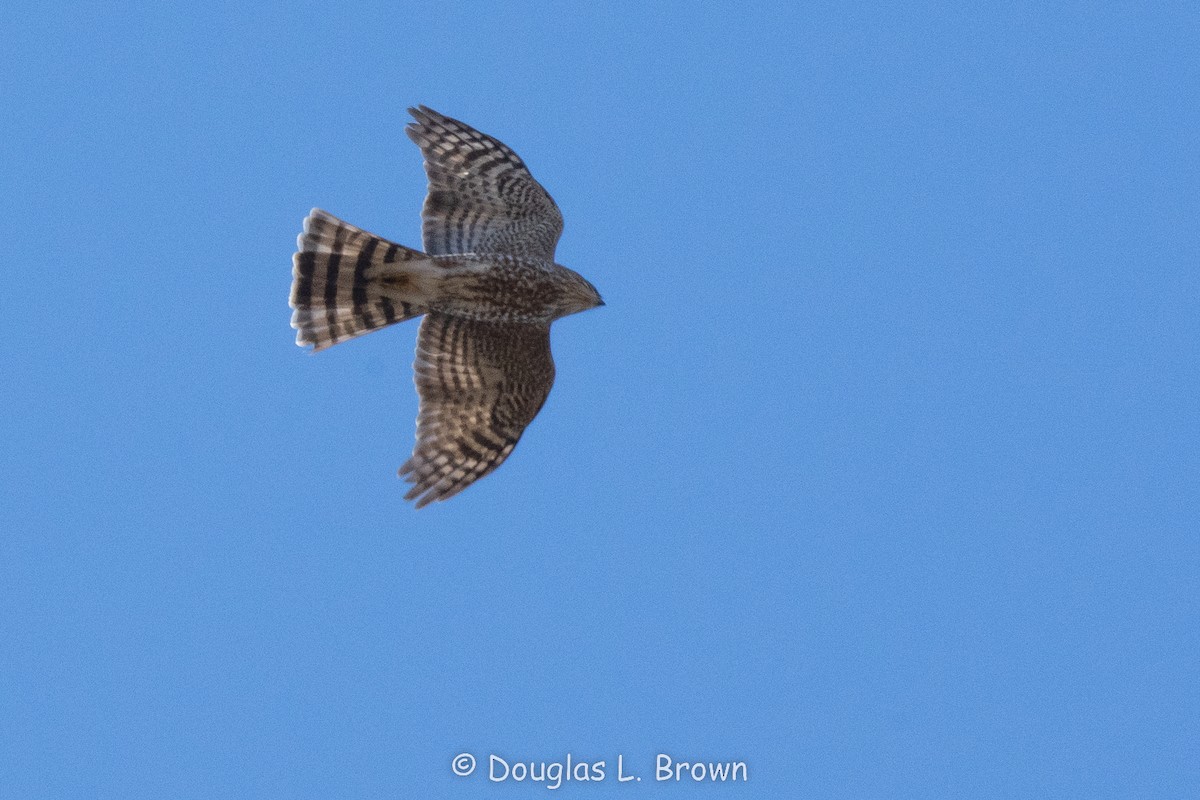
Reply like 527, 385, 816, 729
405, 106, 563, 260
400, 313, 555, 508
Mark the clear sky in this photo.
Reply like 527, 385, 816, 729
3, 2, 1197, 797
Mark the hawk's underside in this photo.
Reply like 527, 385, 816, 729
290, 106, 603, 508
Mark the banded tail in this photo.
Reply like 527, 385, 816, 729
290, 209, 432, 351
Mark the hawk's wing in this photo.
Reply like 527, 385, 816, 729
400, 313, 555, 507
405, 106, 563, 260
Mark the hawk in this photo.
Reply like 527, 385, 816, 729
290, 106, 603, 508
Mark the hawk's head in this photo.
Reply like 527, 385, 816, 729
555, 266, 604, 319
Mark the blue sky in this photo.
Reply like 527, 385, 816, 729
2, 2, 1197, 797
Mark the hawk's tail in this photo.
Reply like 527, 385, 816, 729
290, 209, 433, 351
